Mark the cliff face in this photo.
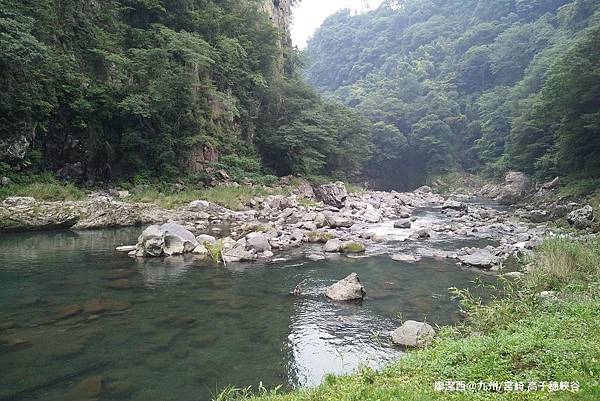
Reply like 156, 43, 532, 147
262, 0, 293, 48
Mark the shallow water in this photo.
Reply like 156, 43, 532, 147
0, 227, 494, 401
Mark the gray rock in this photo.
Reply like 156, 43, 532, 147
527, 209, 551, 223
393, 219, 412, 229
410, 230, 431, 240
326, 214, 354, 228
442, 199, 468, 212
246, 233, 272, 252
115, 245, 136, 253
136, 223, 198, 257
162, 223, 199, 255
196, 234, 217, 245
325, 272, 365, 301
414, 186, 432, 194
324, 238, 343, 253
458, 249, 499, 268
391, 320, 436, 347
306, 253, 326, 261
496, 172, 532, 205
314, 182, 348, 208
541, 176, 560, 190
293, 179, 315, 199
137, 225, 166, 257
0, 176, 11, 186
567, 205, 594, 229
222, 245, 256, 263
391, 254, 419, 263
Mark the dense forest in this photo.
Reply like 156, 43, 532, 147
305, 0, 600, 188
0, 0, 370, 184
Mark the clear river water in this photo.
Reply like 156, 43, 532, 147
0, 208, 497, 401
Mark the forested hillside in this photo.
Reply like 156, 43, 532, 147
305, 0, 600, 189
0, 0, 370, 184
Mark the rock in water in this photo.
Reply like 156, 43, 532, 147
393, 219, 412, 229
442, 199, 468, 212
136, 225, 165, 257
314, 182, 348, 208
323, 238, 343, 253
65, 375, 103, 401
246, 233, 271, 252
458, 249, 499, 268
391, 320, 436, 347
391, 254, 419, 263
161, 223, 198, 255
136, 223, 198, 257
325, 272, 365, 301
567, 205, 594, 229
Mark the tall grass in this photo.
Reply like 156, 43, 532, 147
128, 185, 270, 210
0, 180, 86, 201
524, 236, 600, 292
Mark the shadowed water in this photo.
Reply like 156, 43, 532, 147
0, 227, 494, 401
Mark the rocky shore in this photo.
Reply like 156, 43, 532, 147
3, 172, 594, 271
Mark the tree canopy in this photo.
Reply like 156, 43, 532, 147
305, 0, 600, 188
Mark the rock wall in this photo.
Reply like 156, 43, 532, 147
261, 0, 293, 48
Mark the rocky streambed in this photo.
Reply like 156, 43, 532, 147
1, 177, 589, 401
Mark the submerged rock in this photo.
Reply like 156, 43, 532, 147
65, 375, 103, 401
391, 254, 420, 263
54, 304, 82, 320
391, 320, 436, 347
325, 272, 365, 301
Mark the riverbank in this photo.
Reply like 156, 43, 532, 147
219, 235, 600, 401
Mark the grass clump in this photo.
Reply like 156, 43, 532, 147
0, 173, 86, 201
128, 185, 267, 210
306, 231, 335, 243
204, 240, 224, 263
341, 241, 366, 254
214, 236, 600, 401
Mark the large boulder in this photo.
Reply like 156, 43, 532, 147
314, 182, 348, 208
293, 179, 315, 199
136, 225, 165, 257
325, 273, 365, 301
222, 244, 256, 263
246, 232, 272, 252
496, 172, 532, 205
136, 223, 198, 257
391, 320, 436, 347
567, 205, 594, 229
162, 223, 199, 255
326, 214, 354, 228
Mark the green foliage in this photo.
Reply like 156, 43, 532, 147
0, 0, 366, 183
305, 0, 600, 188
0, 173, 86, 201
128, 185, 265, 210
